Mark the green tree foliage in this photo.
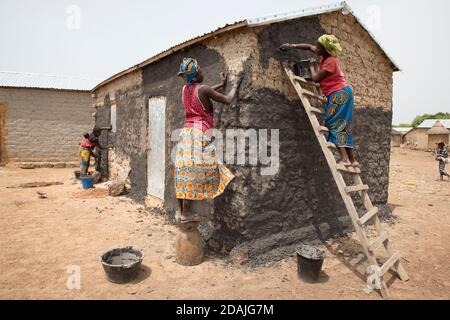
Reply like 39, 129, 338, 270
411, 112, 450, 128
394, 123, 412, 128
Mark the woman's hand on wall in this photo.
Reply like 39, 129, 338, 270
279, 43, 292, 51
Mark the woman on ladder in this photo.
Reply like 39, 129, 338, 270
280, 34, 359, 168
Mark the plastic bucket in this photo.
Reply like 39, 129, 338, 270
296, 245, 326, 283
81, 176, 95, 189
74, 170, 82, 180
100, 247, 144, 284
294, 60, 312, 79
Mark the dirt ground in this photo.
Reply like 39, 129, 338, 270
0, 148, 449, 300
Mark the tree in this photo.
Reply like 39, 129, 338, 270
394, 123, 412, 128
411, 112, 450, 128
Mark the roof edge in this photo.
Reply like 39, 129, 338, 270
93, 1, 400, 91
92, 21, 248, 92
247, 1, 400, 72
247, 1, 347, 26
0, 85, 90, 92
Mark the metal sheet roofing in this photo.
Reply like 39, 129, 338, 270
393, 127, 413, 133
0, 71, 96, 91
93, 1, 400, 91
418, 119, 450, 129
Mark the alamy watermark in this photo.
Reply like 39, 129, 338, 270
365, 5, 382, 31
366, 264, 382, 291
171, 127, 280, 176
66, 265, 81, 290
66, 5, 81, 30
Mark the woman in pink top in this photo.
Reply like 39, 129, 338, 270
280, 35, 359, 167
175, 58, 242, 223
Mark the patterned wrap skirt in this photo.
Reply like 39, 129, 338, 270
323, 86, 354, 148
79, 147, 91, 175
174, 127, 234, 200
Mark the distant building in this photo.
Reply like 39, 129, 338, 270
0, 71, 94, 165
391, 129, 403, 147
404, 119, 450, 150
427, 121, 449, 150
391, 127, 412, 147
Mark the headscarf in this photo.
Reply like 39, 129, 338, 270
178, 58, 200, 83
318, 34, 342, 56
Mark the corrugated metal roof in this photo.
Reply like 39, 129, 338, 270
393, 127, 413, 133
247, 1, 400, 71
93, 1, 400, 91
418, 119, 450, 129
0, 71, 96, 91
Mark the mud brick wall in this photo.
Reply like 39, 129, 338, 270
404, 128, 432, 150
0, 87, 92, 162
93, 70, 144, 183
203, 14, 395, 260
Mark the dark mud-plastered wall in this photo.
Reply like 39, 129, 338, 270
96, 15, 394, 264
142, 45, 228, 208
209, 16, 393, 262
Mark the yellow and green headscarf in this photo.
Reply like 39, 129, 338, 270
318, 34, 342, 56
178, 58, 200, 83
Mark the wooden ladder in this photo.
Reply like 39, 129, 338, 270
283, 63, 409, 298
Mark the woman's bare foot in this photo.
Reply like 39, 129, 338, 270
175, 209, 182, 223
351, 161, 360, 168
338, 160, 352, 167
181, 213, 201, 223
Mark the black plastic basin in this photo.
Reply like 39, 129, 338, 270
100, 247, 144, 284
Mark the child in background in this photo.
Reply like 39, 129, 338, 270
79, 133, 94, 176
436, 142, 449, 181
80, 133, 93, 149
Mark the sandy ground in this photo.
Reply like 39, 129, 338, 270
0, 148, 449, 300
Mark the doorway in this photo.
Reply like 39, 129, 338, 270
147, 97, 166, 199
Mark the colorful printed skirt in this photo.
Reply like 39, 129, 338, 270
323, 86, 354, 148
174, 127, 234, 200
79, 147, 91, 175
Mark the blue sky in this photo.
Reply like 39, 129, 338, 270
0, 0, 448, 124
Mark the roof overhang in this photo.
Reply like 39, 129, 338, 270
92, 21, 247, 92
93, 1, 400, 92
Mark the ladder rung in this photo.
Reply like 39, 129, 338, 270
358, 207, 379, 225
318, 126, 329, 132
293, 75, 319, 87
337, 165, 361, 174
368, 232, 389, 251
326, 142, 336, 149
302, 89, 326, 102
345, 184, 369, 193
309, 106, 324, 114
379, 252, 401, 276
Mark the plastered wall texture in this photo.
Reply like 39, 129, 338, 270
0, 87, 92, 162
93, 12, 396, 262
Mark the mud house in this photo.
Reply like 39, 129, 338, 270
0, 71, 93, 165
391, 129, 402, 147
426, 121, 449, 150
92, 2, 400, 260
391, 127, 412, 147
404, 119, 450, 151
